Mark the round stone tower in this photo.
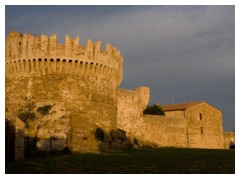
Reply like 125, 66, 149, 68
5, 32, 123, 152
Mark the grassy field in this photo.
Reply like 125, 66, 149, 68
5, 148, 235, 174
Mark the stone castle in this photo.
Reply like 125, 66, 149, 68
5, 32, 234, 157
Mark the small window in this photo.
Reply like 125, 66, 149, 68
201, 127, 203, 134
199, 113, 202, 120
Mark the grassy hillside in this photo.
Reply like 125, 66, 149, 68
5, 148, 235, 174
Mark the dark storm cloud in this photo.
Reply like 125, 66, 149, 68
5, 5, 235, 131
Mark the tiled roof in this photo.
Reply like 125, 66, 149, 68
161, 101, 205, 111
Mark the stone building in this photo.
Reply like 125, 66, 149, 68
162, 101, 224, 149
5, 32, 233, 156
118, 101, 229, 149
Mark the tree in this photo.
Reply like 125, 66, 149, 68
17, 101, 37, 127
17, 100, 54, 130
143, 104, 165, 116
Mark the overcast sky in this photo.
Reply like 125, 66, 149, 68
5, 5, 235, 131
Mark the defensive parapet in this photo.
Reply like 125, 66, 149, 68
5, 32, 123, 86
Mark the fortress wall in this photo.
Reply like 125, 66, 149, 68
5, 32, 123, 86
164, 110, 185, 118
6, 58, 120, 82
185, 103, 224, 149
5, 32, 122, 152
6, 32, 227, 153
223, 132, 235, 149
116, 87, 150, 141
140, 115, 188, 148
6, 75, 118, 152
116, 88, 143, 139
5, 117, 25, 161
14, 118, 25, 160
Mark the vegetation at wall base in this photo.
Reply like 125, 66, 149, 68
95, 128, 105, 142
6, 148, 234, 174
95, 128, 133, 152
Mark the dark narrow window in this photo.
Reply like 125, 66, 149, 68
200, 113, 202, 120
201, 127, 203, 134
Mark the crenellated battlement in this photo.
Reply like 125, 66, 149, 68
5, 32, 123, 86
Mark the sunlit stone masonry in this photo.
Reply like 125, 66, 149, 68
5, 32, 233, 156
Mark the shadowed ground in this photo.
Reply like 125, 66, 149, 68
5, 148, 235, 174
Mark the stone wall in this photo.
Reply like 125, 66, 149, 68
6, 73, 119, 152
132, 102, 224, 149
140, 115, 187, 148
14, 118, 25, 160
5, 32, 123, 86
185, 102, 224, 149
164, 102, 224, 149
116, 87, 149, 141
5, 32, 123, 153
164, 110, 185, 118
5, 31, 228, 154
5, 118, 25, 161
223, 132, 235, 149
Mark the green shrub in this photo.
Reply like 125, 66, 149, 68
18, 112, 36, 123
18, 102, 54, 127
143, 104, 165, 115
37, 105, 53, 116
18, 102, 37, 125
